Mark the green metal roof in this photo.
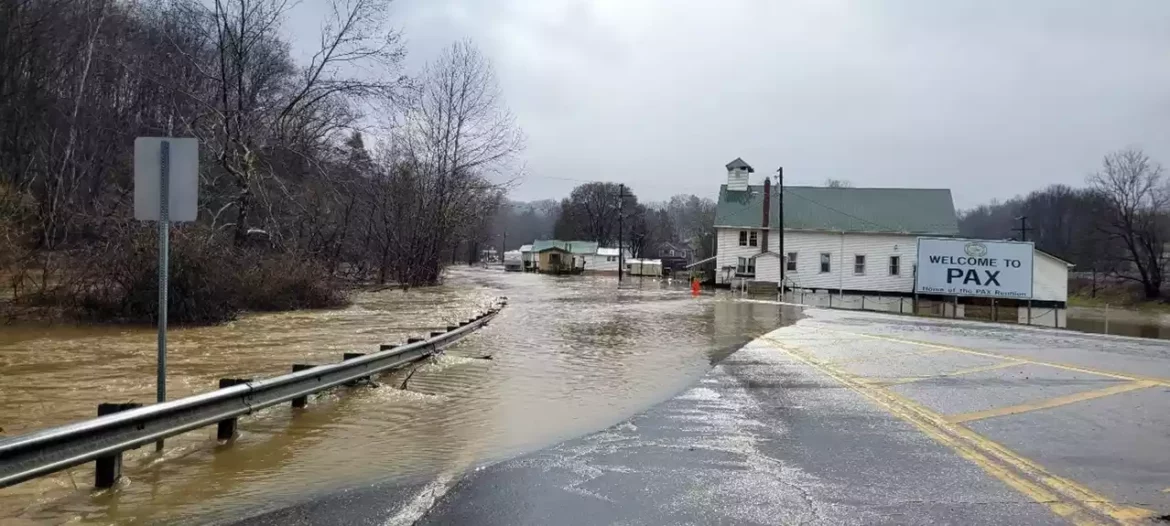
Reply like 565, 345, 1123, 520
715, 185, 958, 235
530, 240, 599, 254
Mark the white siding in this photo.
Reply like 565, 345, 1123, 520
583, 250, 629, 273
1032, 252, 1069, 302
716, 228, 767, 284
780, 231, 919, 293
756, 253, 781, 283
727, 169, 750, 191
716, 228, 919, 291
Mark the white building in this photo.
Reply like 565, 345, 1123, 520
626, 259, 663, 277
714, 157, 959, 292
712, 157, 1071, 326
583, 247, 631, 274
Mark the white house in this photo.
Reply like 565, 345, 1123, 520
583, 247, 631, 274
714, 157, 959, 293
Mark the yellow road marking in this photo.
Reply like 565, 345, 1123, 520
816, 328, 1170, 387
947, 381, 1159, 424
876, 360, 1027, 386
762, 336, 1154, 525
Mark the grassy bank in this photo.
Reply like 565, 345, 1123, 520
1067, 288, 1170, 314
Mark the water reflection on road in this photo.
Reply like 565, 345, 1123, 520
0, 269, 793, 525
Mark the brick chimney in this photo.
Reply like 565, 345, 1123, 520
761, 177, 771, 251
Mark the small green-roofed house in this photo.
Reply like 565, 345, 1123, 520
712, 158, 958, 292
531, 240, 598, 273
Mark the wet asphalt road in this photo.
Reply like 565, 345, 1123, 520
239, 307, 1170, 525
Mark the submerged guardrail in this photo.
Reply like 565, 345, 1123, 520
0, 298, 507, 489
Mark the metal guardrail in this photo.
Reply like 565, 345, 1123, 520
0, 298, 507, 489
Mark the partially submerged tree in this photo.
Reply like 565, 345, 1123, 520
1088, 148, 1170, 299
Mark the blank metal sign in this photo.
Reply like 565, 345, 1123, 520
134, 137, 199, 222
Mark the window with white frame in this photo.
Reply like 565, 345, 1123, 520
786, 252, 797, 272
820, 253, 831, 273
739, 231, 748, 246
854, 255, 866, 275
889, 256, 900, 276
736, 256, 756, 276
749, 231, 758, 247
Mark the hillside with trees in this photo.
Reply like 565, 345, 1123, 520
0, 0, 519, 323
959, 148, 1167, 300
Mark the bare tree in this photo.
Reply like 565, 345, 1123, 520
1088, 148, 1169, 299
376, 39, 522, 286
824, 178, 852, 188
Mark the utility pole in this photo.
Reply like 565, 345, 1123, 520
1013, 216, 1032, 242
618, 184, 625, 283
501, 231, 507, 264
777, 167, 784, 293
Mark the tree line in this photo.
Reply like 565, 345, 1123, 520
472, 184, 718, 263
959, 148, 1168, 299
0, 0, 519, 323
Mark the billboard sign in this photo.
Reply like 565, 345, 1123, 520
915, 238, 1033, 299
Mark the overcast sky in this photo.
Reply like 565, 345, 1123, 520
290, 0, 1170, 209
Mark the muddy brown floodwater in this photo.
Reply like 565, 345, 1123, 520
0, 268, 791, 525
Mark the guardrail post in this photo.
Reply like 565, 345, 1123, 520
291, 365, 315, 408
430, 331, 445, 338
407, 337, 423, 344
446, 325, 457, 332
216, 378, 251, 440
379, 343, 399, 351
95, 402, 142, 488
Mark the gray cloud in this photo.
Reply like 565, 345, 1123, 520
289, 0, 1170, 208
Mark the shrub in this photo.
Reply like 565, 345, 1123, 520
63, 226, 347, 324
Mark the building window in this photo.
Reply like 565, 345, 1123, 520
889, 256, 900, 276
736, 256, 755, 276
607, 256, 616, 262
739, 231, 748, 246
786, 252, 797, 272
854, 255, 866, 275
749, 231, 758, 247
820, 253, 831, 273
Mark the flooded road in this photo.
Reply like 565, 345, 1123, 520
0, 269, 789, 525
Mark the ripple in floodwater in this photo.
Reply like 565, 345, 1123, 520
0, 268, 796, 525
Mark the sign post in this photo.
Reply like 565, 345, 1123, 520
134, 137, 198, 450
157, 141, 170, 424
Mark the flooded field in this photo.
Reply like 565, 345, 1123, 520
1066, 306, 1170, 340
0, 268, 790, 525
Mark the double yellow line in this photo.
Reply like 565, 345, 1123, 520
762, 336, 1154, 525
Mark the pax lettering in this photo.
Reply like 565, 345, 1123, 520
931, 256, 1024, 287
